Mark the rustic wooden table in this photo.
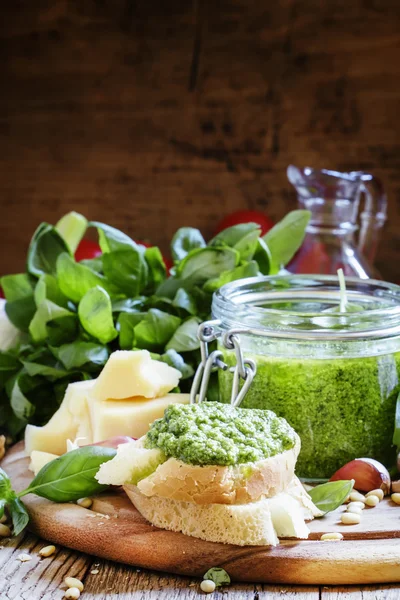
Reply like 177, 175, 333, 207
1, 532, 399, 600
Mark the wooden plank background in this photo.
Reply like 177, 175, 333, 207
0, 0, 400, 280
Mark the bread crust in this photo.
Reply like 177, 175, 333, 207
137, 433, 300, 505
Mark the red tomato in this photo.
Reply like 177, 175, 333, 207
75, 239, 102, 262
214, 210, 274, 236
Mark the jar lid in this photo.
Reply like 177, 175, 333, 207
212, 275, 400, 341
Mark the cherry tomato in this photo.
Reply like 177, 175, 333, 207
214, 210, 274, 236
75, 239, 102, 262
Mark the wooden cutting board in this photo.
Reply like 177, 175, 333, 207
2, 443, 400, 585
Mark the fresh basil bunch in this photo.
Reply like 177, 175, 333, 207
0, 210, 310, 437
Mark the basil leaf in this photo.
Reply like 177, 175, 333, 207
203, 261, 259, 293
171, 227, 206, 262
78, 287, 118, 344
134, 309, 181, 352
27, 223, 71, 278
176, 247, 239, 284
9, 379, 35, 422
308, 479, 354, 515
0, 353, 21, 389
29, 300, 73, 343
80, 256, 104, 274
55, 211, 88, 255
34, 274, 69, 309
20, 446, 116, 502
112, 297, 146, 313
263, 210, 311, 269
50, 342, 109, 371
393, 392, 400, 449
209, 223, 261, 261
118, 312, 146, 350
156, 277, 195, 300
46, 315, 79, 346
0, 274, 33, 303
172, 288, 197, 316
22, 360, 68, 381
8, 497, 29, 536
165, 316, 201, 352
56, 252, 118, 303
91, 221, 138, 253
203, 567, 231, 587
5, 295, 37, 332
103, 248, 145, 297
159, 349, 194, 380
145, 247, 167, 289
0, 498, 7, 518
253, 238, 271, 275
0, 467, 13, 499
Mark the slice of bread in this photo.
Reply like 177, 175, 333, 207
137, 434, 301, 505
124, 484, 279, 546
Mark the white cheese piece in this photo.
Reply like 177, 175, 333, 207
88, 393, 189, 443
24, 380, 94, 455
91, 350, 181, 401
0, 299, 21, 351
29, 450, 59, 475
268, 492, 311, 539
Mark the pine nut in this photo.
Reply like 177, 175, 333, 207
341, 512, 361, 525
0, 524, 11, 537
349, 491, 366, 503
392, 481, 400, 493
65, 588, 81, 600
365, 495, 380, 507
391, 493, 400, 505
77, 497, 93, 509
17, 553, 32, 562
320, 532, 343, 541
346, 505, 363, 515
200, 580, 216, 593
39, 545, 56, 558
366, 489, 384, 501
65, 577, 84, 592
0, 514, 8, 524
347, 501, 365, 510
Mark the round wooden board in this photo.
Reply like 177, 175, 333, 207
2, 443, 400, 585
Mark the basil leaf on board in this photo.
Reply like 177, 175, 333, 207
103, 248, 145, 297
172, 288, 197, 316
118, 312, 146, 350
27, 223, 71, 278
0, 274, 33, 303
134, 309, 181, 352
209, 223, 261, 261
203, 567, 231, 587
165, 316, 201, 352
90, 221, 139, 253
56, 252, 118, 304
145, 247, 167, 289
34, 274, 69, 309
8, 497, 29, 536
171, 227, 206, 262
55, 211, 88, 255
253, 237, 271, 275
176, 247, 239, 284
19, 446, 116, 502
393, 392, 400, 449
51, 342, 109, 371
78, 287, 118, 344
203, 260, 259, 293
29, 300, 73, 343
5, 295, 37, 332
308, 479, 354, 515
0, 467, 13, 498
159, 349, 194, 380
263, 210, 311, 271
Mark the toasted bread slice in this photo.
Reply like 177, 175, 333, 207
124, 484, 279, 546
137, 434, 300, 505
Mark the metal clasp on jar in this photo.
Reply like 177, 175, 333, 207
189, 320, 256, 407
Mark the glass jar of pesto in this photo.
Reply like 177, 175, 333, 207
212, 275, 400, 479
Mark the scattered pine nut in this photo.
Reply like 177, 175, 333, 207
349, 491, 366, 503
91, 569, 99, 575
0, 524, 11, 537
65, 588, 81, 600
39, 545, 56, 558
346, 505, 363, 515
17, 553, 32, 562
341, 512, 361, 525
391, 493, 400, 505
366, 489, 384, 501
320, 532, 343, 541
365, 495, 380, 507
200, 580, 216, 593
77, 497, 93, 509
65, 577, 84, 592
347, 501, 365, 510
392, 481, 400, 494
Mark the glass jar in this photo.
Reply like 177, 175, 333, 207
212, 275, 400, 478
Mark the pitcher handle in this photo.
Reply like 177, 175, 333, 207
357, 174, 387, 264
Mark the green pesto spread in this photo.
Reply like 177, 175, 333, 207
144, 402, 297, 466
218, 351, 400, 479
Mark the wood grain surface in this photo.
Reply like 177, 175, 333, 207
1, 1, 400, 281
2, 443, 400, 588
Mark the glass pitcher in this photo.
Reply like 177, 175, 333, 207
287, 165, 387, 278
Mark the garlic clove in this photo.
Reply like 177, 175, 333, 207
330, 458, 391, 495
